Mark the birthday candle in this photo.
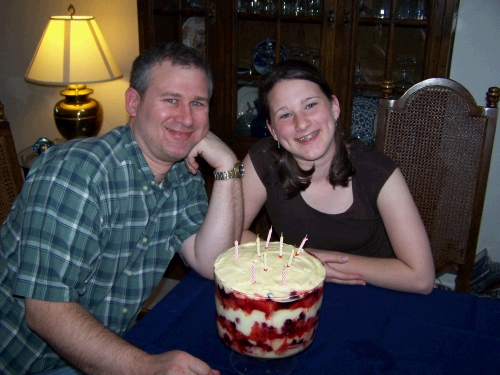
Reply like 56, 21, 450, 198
265, 226, 272, 249
296, 235, 308, 256
234, 240, 238, 258
252, 261, 256, 283
279, 232, 283, 258
264, 251, 268, 271
256, 235, 261, 257
287, 248, 295, 267
282, 266, 286, 286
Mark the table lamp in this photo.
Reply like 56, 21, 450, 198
24, 4, 122, 140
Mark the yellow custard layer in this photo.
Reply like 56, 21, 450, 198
214, 241, 326, 300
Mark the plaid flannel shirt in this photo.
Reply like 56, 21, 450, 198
0, 124, 207, 374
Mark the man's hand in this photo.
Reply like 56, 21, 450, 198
184, 131, 237, 175
24, 298, 220, 375
143, 351, 220, 375
180, 131, 243, 280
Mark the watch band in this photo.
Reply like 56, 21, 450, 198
213, 161, 244, 180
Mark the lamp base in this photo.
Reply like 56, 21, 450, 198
54, 84, 102, 140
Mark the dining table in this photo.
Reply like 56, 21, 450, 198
124, 271, 500, 374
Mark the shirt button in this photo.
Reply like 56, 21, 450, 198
127, 270, 132, 276
143, 186, 149, 191
150, 181, 156, 186
142, 237, 148, 243
123, 308, 128, 313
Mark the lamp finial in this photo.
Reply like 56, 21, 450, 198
68, 4, 75, 18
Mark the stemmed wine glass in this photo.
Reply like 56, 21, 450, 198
394, 56, 416, 90
358, 0, 372, 17
354, 57, 368, 84
372, 0, 391, 18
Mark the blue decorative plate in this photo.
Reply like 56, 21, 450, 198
351, 95, 379, 144
253, 39, 288, 75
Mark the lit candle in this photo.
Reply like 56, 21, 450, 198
256, 235, 261, 257
264, 251, 268, 271
234, 240, 238, 258
287, 248, 295, 267
265, 226, 272, 249
296, 235, 308, 256
282, 266, 286, 286
279, 232, 283, 258
252, 261, 256, 283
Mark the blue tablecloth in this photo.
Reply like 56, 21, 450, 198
124, 271, 500, 374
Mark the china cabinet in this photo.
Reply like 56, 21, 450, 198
137, 0, 459, 154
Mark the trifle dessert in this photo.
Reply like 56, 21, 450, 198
214, 238, 326, 359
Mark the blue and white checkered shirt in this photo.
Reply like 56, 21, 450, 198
0, 124, 208, 374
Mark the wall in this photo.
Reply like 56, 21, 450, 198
449, 0, 500, 262
0, 0, 139, 152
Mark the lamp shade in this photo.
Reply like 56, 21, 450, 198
25, 15, 122, 85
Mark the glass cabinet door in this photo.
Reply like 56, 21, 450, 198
137, 0, 458, 155
354, 0, 429, 92
137, 0, 207, 54
346, 0, 456, 144
235, 1, 328, 143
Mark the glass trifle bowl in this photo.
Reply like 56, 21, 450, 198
214, 239, 326, 374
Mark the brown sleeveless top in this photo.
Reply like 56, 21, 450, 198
249, 137, 397, 258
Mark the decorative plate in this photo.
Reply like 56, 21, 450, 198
253, 39, 288, 75
351, 95, 379, 144
182, 17, 205, 55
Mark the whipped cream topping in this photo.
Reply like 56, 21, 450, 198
214, 241, 326, 300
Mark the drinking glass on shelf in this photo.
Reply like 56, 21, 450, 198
396, 0, 415, 19
394, 56, 416, 90
372, 0, 391, 19
238, 0, 255, 13
354, 57, 368, 84
180, 0, 204, 10
290, 46, 309, 60
307, 0, 321, 16
309, 47, 320, 66
281, 0, 293, 15
261, 0, 276, 14
416, 0, 428, 20
292, 0, 307, 16
251, 0, 263, 13
238, 0, 248, 12
189, 0, 204, 10
358, 0, 373, 17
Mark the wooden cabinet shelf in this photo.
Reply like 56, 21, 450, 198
137, 0, 459, 154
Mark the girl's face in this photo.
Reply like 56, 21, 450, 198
266, 79, 340, 170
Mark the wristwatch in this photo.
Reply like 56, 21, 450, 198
213, 161, 245, 180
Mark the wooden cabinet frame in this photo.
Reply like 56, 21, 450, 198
137, 0, 459, 151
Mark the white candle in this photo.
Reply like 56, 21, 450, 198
256, 235, 261, 257
279, 232, 283, 258
287, 248, 295, 267
282, 266, 286, 286
252, 261, 256, 283
264, 251, 268, 271
234, 240, 238, 258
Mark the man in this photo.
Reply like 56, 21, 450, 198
0, 43, 242, 374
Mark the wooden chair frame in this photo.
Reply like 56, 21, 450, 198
375, 79, 499, 293
0, 101, 24, 224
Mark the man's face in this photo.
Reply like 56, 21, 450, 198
126, 60, 210, 169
